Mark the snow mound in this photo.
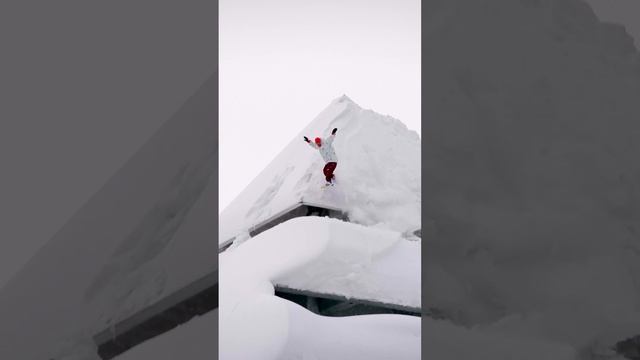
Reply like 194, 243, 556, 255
220, 216, 420, 360
220, 95, 421, 243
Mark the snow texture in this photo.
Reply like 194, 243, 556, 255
423, 0, 640, 356
275, 218, 421, 309
220, 217, 421, 360
219, 94, 421, 244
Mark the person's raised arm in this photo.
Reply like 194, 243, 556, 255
326, 128, 338, 145
304, 136, 318, 148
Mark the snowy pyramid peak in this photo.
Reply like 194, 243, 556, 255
220, 96, 420, 244
332, 94, 356, 105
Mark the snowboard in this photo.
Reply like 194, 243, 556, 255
321, 175, 337, 189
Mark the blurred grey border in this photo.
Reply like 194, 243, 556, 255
420, 3, 428, 357
0, 0, 219, 358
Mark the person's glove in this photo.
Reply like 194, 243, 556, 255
332, 128, 338, 135
303, 136, 310, 143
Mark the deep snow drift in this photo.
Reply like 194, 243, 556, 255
423, 0, 640, 356
219, 95, 421, 245
219, 217, 421, 360
275, 218, 421, 309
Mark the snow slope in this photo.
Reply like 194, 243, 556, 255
219, 95, 421, 244
0, 75, 218, 360
423, 0, 640, 355
219, 217, 420, 360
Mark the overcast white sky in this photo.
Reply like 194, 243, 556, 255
219, 0, 422, 211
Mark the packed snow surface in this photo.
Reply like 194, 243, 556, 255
220, 216, 421, 360
219, 95, 421, 244
275, 218, 420, 309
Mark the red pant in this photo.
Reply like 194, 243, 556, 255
323, 162, 337, 182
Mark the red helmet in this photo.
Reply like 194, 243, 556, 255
315, 137, 322, 145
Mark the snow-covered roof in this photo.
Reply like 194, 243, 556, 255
219, 95, 421, 244
219, 217, 421, 359
274, 218, 421, 310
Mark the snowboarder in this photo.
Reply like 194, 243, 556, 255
304, 127, 338, 186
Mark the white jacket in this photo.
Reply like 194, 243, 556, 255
308, 134, 338, 163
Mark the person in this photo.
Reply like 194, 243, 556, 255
304, 127, 338, 185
